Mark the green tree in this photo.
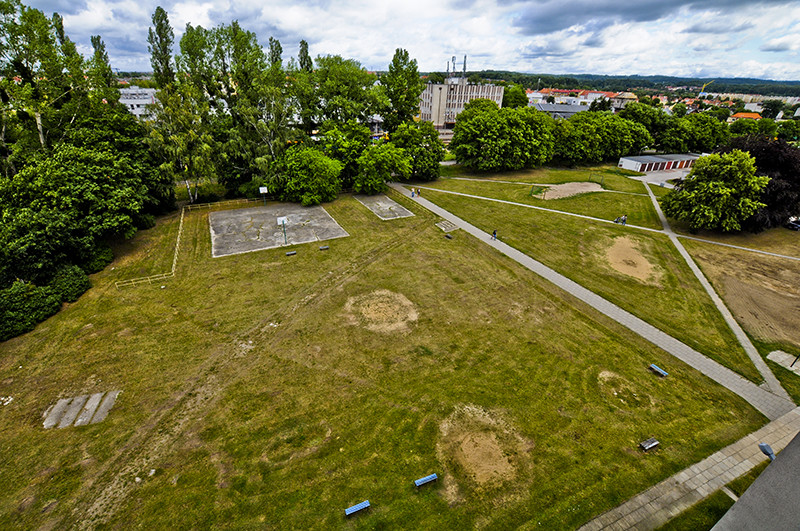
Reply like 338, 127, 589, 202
315, 55, 382, 124
760, 99, 785, 119
0, 143, 146, 284
389, 121, 445, 181
89, 35, 116, 94
354, 143, 411, 194
268, 36, 282, 69
729, 119, 759, 137
683, 113, 730, 152
502, 84, 528, 108
380, 48, 424, 133
661, 150, 769, 232
279, 146, 342, 206
588, 97, 611, 112
147, 82, 216, 203
671, 103, 687, 118
777, 120, 800, 141
450, 104, 554, 171
321, 120, 371, 188
757, 118, 777, 137
147, 6, 175, 89
298, 39, 312, 72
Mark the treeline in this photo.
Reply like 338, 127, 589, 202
470, 71, 800, 97
0, 2, 443, 341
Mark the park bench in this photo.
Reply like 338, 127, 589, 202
319, 245, 329, 250
285, 251, 297, 256
648, 364, 668, 377
639, 438, 659, 451
414, 473, 438, 488
345, 500, 370, 517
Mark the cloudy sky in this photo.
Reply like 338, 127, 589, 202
25, 0, 800, 80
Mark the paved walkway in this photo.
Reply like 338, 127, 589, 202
643, 185, 791, 401
578, 406, 800, 530
391, 183, 795, 420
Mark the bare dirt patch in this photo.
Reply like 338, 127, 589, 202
688, 244, 800, 347
436, 405, 533, 502
605, 237, 662, 285
597, 370, 651, 408
343, 290, 418, 333
543, 182, 603, 199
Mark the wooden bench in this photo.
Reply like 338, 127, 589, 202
639, 438, 659, 451
648, 364, 668, 377
414, 473, 438, 488
345, 500, 370, 517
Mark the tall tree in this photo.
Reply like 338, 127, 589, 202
501, 84, 528, 108
298, 39, 312, 72
316, 55, 382, 124
148, 6, 175, 89
379, 48, 424, 133
268, 36, 282, 69
89, 35, 116, 92
662, 150, 769, 232
390, 121, 445, 181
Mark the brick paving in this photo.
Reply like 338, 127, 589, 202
390, 183, 795, 420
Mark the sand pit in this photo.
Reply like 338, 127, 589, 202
543, 182, 603, 199
343, 290, 418, 333
605, 237, 662, 285
436, 405, 533, 501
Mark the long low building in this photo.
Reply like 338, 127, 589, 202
617, 153, 703, 173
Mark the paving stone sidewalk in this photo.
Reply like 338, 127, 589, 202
391, 183, 795, 420
643, 185, 791, 402
578, 406, 800, 530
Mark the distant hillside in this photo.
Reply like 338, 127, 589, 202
446, 71, 800, 96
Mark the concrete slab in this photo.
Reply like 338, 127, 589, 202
354, 194, 413, 220
74, 392, 105, 426
58, 395, 88, 428
91, 390, 120, 424
209, 204, 349, 258
43, 398, 71, 429
768, 350, 800, 376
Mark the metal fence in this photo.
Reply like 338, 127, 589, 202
114, 198, 259, 289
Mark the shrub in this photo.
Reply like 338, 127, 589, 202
49, 265, 91, 303
81, 246, 114, 274
0, 280, 61, 342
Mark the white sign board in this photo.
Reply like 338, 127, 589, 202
277, 216, 288, 225
259, 186, 268, 194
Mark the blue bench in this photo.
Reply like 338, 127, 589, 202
414, 473, 438, 488
345, 500, 370, 517
649, 364, 668, 377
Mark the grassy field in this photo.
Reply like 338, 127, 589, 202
0, 190, 767, 529
656, 490, 734, 531
423, 178, 662, 229
421, 189, 761, 382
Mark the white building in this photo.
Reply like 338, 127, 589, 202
119, 86, 157, 119
419, 76, 504, 142
618, 153, 702, 173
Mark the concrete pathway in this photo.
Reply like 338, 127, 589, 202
391, 183, 795, 420
578, 406, 800, 530
643, 185, 791, 401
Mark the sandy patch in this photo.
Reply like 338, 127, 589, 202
605, 237, 662, 285
343, 290, 418, 333
436, 405, 533, 503
543, 182, 603, 199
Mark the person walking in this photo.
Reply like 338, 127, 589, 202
492, 229, 497, 240
621, 214, 627, 226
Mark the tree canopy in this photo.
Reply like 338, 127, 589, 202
661, 150, 769, 232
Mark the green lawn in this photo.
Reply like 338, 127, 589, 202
0, 192, 766, 529
422, 189, 761, 383
656, 490, 734, 531
423, 177, 661, 229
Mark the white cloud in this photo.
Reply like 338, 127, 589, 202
24, 0, 800, 79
